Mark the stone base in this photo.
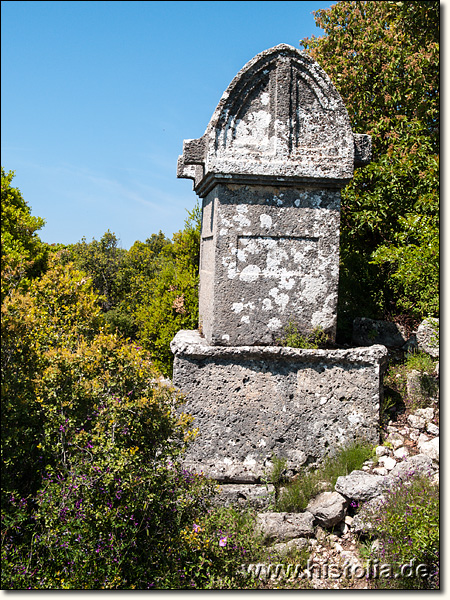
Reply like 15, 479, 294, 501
171, 330, 388, 482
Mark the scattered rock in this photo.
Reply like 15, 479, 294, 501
372, 467, 388, 476
256, 511, 315, 543
335, 470, 390, 502
417, 432, 430, 445
214, 484, 274, 509
418, 436, 439, 462
389, 454, 434, 480
393, 446, 409, 460
407, 414, 426, 430
352, 495, 386, 534
415, 407, 434, 422
375, 445, 388, 457
272, 537, 309, 555
306, 491, 347, 528
378, 456, 397, 470
427, 422, 439, 436
416, 317, 439, 358
385, 431, 405, 449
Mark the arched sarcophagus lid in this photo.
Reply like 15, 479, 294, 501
178, 44, 371, 196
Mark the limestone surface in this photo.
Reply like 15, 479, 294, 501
172, 330, 387, 481
389, 454, 435, 479
306, 491, 347, 528
177, 44, 371, 346
177, 44, 370, 194
256, 511, 315, 543
198, 184, 341, 345
416, 317, 439, 358
334, 470, 391, 501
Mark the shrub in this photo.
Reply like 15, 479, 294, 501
174, 506, 265, 589
1, 257, 217, 589
358, 474, 439, 589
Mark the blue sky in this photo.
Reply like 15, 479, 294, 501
2, 0, 335, 249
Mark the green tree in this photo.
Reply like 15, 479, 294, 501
136, 205, 201, 377
1, 168, 48, 300
301, 1, 439, 333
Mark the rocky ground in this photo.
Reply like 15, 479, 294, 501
214, 318, 440, 589
254, 397, 440, 590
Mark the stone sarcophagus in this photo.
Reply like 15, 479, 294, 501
172, 45, 384, 482
177, 44, 371, 345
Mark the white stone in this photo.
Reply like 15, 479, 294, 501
427, 423, 439, 436
418, 433, 430, 446
375, 445, 388, 457
385, 432, 404, 449
407, 414, 426, 430
379, 456, 397, 470
415, 407, 434, 422
393, 446, 409, 460
418, 436, 439, 462
373, 467, 388, 476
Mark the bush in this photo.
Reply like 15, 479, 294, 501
136, 205, 200, 377
1, 256, 217, 589
358, 474, 439, 589
174, 506, 265, 589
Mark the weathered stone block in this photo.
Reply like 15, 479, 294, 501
416, 317, 439, 358
177, 44, 359, 193
306, 491, 347, 528
171, 330, 387, 482
256, 511, 315, 543
178, 44, 371, 346
199, 184, 341, 345
213, 484, 275, 509
334, 470, 391, 502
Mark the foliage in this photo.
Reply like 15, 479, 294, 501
64, 204, 200, 377
275, 440, 373, 512
359, 474, 439, 589
174, 506, 266, 589
1, 256, 103, 499
277, 323, 330, 349
1, 254, 218, 589
301, 1, 439, 332
1, 168, 48, 300
406, 350, 436, 373
66, 230, 171, 338
135, 204, 201, 376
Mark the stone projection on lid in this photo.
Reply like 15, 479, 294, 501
178, 45, 371, 347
